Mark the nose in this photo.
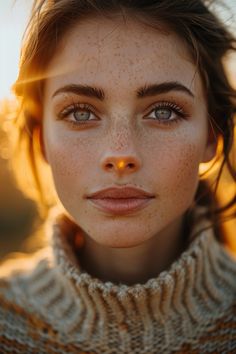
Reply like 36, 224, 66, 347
102, 155, 141, 175
100, 120, 142, 175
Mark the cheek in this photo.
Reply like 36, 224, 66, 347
44, 129, 95, 197
166, 143, 200, 191
146, 133, 204, 207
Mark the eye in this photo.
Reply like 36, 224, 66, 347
74, 109, 91, 121
144, 102, 188, 125
58, 103, 98, 124
153, 107, 172, 121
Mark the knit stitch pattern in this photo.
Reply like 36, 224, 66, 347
0, 210, 235, 353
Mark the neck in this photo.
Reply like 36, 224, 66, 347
77, 215, 185, 285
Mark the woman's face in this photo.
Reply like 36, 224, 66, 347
43, 16, 213, 248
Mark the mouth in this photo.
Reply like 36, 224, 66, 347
86, 186, 155, 215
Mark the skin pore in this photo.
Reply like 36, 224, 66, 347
42, 15, 215, 285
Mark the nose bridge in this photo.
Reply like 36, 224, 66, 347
110, 119, 134, 152
100, 116, 142, 174
110, 122, 134, 152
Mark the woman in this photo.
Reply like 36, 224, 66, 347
0, 0, 235, 353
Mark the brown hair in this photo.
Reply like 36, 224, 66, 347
10, 0, 236, 237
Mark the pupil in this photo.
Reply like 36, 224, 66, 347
74, 110, 90, 121
155, 108, 171, 120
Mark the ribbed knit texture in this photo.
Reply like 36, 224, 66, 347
0, 208, 236, 353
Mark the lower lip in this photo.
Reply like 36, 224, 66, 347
87, 197, 153, 215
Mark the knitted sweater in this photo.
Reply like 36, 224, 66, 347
0, 210, 236, 354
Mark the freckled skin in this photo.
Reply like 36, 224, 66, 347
42, 16, 215, 283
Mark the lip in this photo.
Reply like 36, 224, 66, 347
86, 186, 155, 215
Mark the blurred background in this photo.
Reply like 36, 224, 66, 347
0, 0, 236, 263
0, 0, 46, 263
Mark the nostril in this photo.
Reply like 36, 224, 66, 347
127, 163, 135, 169
104, 160, 137, 171
106, 163, 113, 169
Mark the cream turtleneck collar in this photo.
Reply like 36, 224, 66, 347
12, 209, 236, 353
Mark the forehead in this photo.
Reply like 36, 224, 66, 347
45, 15, 202, 96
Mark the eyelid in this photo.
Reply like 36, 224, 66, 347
144, 100, 189, 119
57, 102, 99, 121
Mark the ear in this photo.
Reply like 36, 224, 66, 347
201, 123, 218, 163
39, 128, 49, 164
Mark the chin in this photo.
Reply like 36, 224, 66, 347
85, 225, 155, 248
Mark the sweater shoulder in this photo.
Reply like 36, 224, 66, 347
0, 250, 61, 351
0, 284, 84, 353
0, 248, 52, 305
177, 303, 236, 353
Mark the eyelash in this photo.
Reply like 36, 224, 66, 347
145, 101, 189, 126
57, 101, 188, 127
57, 103, 98, 125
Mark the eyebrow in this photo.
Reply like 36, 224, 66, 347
52, 81, 194, 100
52, 84, 105, 100
136, 81, 194, 98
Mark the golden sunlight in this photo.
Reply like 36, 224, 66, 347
0, 0, 236, 99
0, 1, 235, 261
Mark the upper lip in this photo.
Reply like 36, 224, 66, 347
86, 186, 155, 199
